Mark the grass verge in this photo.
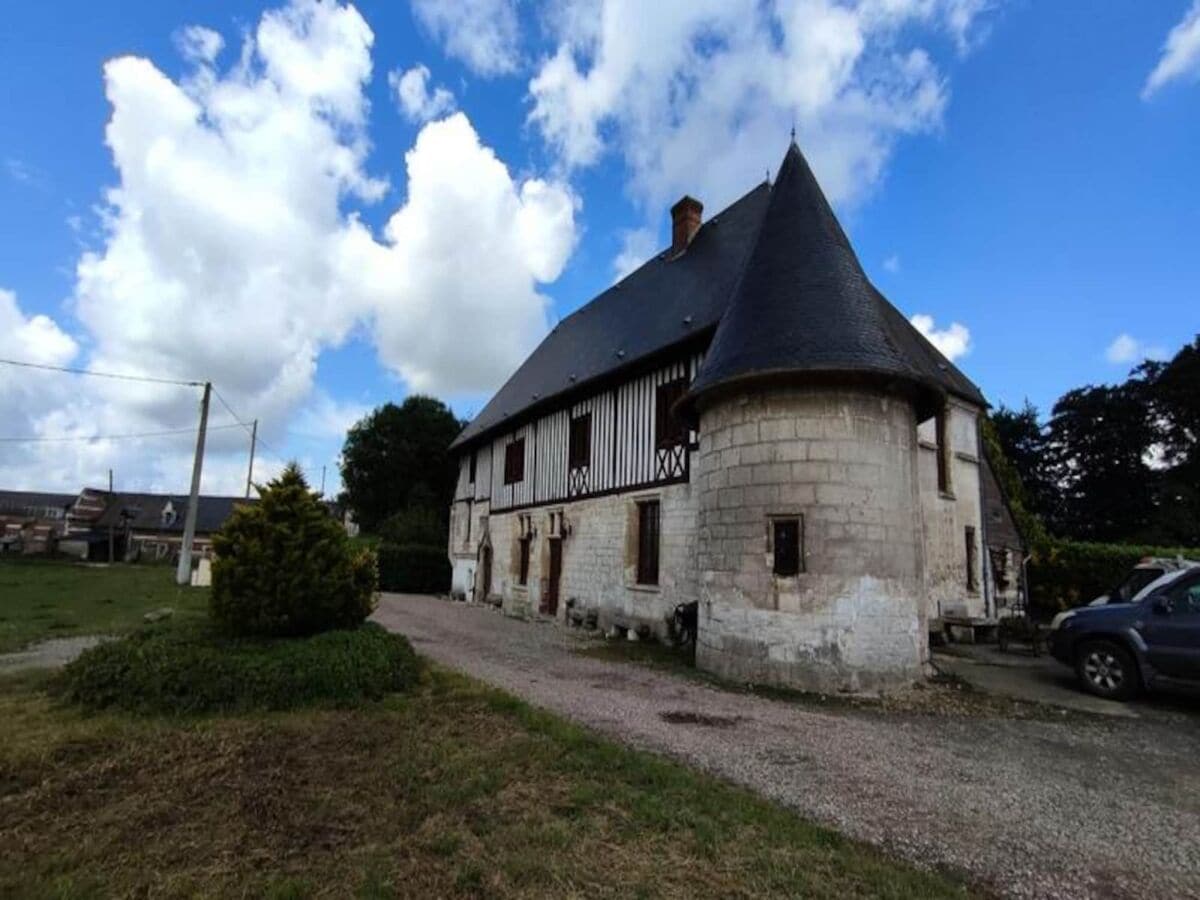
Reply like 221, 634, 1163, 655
0, 664, 977, 898
0, 559, 208, 653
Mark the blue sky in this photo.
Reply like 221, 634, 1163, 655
1, 0, 1198, 495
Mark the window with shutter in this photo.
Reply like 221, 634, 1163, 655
636, 499, 660, 586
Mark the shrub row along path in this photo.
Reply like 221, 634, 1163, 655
374, 594, 1200, 900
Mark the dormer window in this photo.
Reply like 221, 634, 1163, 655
161, 501, 177, 527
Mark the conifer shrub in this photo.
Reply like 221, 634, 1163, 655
210, 464, 378, 637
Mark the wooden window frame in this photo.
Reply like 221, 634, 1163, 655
568, 412, 592, 471
636, 499, 661, 586
503, 438, 525, 485
771, 515, 804, 577
965, 525, 978, 593
518, 536, 531, 586
935, 407, 953, 496
655, 378, 689, 450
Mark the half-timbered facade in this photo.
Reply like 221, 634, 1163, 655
448, 142, 993, 692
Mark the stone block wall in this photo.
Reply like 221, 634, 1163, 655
694, 387, 927, 693
478, 479, 699, 635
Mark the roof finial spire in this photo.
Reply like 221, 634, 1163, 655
790, 120, 796, 143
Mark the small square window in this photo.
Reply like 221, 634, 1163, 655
772, 517, 803, 577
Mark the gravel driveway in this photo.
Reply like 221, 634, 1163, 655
374, 594, 1200, 900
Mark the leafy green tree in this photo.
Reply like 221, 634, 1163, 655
990, 401, 1058, 528
211, 464, 377, 637
1044, 382, 1157, 542
339, 396, 464, 532
1137, 335, 1200, 545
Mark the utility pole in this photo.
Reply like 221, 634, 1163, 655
176, 381, 211, 586
107, 468, 114, 564
320, 464, 326, 498
245, 419, 258, 499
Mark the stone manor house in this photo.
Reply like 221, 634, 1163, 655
448, 141, 1016, 692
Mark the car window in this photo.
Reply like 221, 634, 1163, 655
1114, 568, 1163, 602
1165, 575, 1200, 614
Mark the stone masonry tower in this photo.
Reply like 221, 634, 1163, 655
680, 143, 952, 693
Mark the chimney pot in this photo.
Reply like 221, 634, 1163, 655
670, 195, 703, 256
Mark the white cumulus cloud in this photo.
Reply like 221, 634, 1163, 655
0, 0, 576, 494
529, 0, 992, 219
910, 313, 971, 362
1105, 333, 1167, 365
389, 64, 456, 122
1143, 0, 1200, 99
410, 0, 520, 76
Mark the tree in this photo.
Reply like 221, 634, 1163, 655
990, 401, 1058, 528
211, 464, 378, 637
1044, 382, 1158, 542
339, 396, 464, 532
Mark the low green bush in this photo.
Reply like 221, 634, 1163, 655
1028, 540, 1200, 612
211, 464, 378, 638
56, 621, 421, 715
376, 543, 450, 594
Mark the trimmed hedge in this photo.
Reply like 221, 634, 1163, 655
376, 542, 450, 594
1028, 540, 1200, 612
56, 621, 422, 715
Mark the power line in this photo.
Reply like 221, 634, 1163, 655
211, 385, 255, 435
0, 357, 202, 387
0, 422, 245, 444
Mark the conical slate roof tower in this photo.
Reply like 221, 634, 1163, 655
685, 141, 980, 416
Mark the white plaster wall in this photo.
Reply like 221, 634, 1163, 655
694, 387, 927, 693
916, 400, 986, 620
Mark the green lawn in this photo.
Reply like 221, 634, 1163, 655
0, 665, 976, 899
0, 559, 209, 653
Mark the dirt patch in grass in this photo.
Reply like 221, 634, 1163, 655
0, 667, 977, 899
0, 559, 209, 653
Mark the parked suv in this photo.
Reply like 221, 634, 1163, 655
1087, 557, 1197, 607
1049, 567, 1200, 700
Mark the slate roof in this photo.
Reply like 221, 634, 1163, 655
450, 182, 772, 449
91, 491, 254, 534
686, 143, 983, 414
0, 491, 77, 515
452, 141, 983, 450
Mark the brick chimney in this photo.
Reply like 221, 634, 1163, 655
670, 195, 703, 256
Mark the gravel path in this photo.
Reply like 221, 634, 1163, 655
375, 594, 1200, 900
0, 636, 107, 672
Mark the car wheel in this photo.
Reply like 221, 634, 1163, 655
1075, 640, 1139, 701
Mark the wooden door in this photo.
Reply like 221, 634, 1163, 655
546, 538, 562, 616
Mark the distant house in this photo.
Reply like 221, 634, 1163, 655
62, 488, 254, 562
0, 491, 77, 555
